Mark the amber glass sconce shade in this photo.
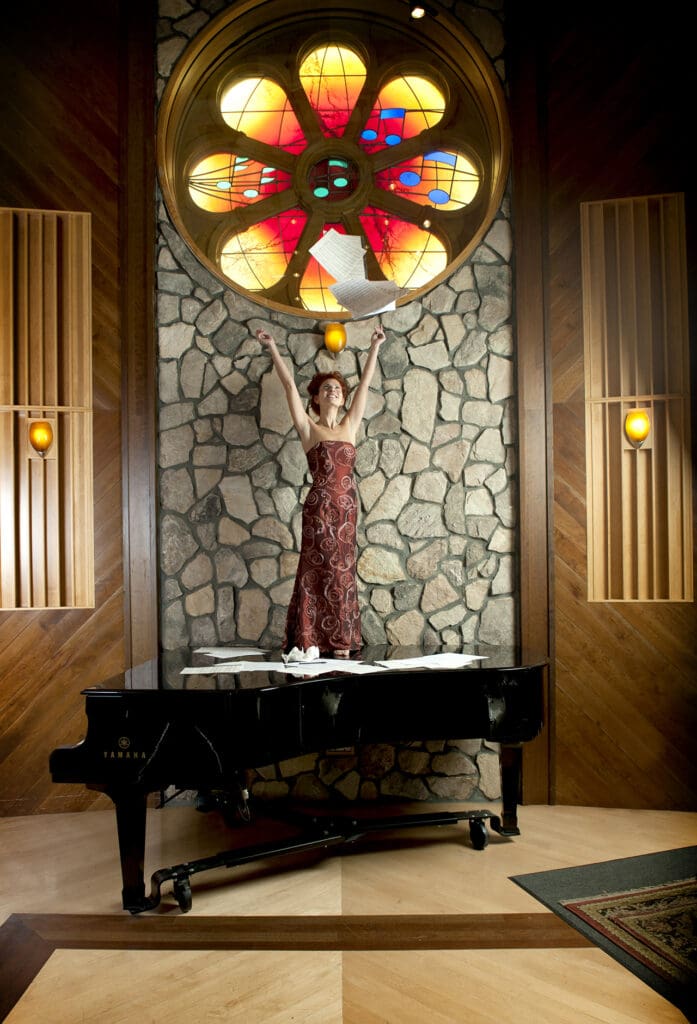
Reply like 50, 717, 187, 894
624, 409, 651, 448
324, 322, 347, 355
28, 419, 54, 457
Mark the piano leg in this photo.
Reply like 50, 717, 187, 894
107, 788, 149, 912
498, 743, 522, 835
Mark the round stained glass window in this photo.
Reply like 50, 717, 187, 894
157, 0, 509, 318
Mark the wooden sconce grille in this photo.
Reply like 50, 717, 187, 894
582, 193, 693, 602
0, 208, 94, 609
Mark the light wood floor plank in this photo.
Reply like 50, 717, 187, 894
1, 803, 695, 1022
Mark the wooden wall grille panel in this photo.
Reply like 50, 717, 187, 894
581, 194, 693, 602
0, 208, 94, 609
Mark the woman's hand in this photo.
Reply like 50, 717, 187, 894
371, 325, 386, 347
256, 328, 275, 347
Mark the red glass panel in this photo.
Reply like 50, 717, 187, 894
360, 207, 447, 288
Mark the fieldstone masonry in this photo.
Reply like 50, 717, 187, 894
156, 0, 515, 806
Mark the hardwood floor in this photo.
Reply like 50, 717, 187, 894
1, 802, 694, 1022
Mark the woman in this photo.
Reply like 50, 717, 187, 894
256, 325, 386, 656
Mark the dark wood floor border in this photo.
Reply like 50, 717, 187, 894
0, 911, 590, 1019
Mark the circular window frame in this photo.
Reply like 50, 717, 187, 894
157, 0, 510, 319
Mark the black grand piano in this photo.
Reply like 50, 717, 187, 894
50, 644, 546, 914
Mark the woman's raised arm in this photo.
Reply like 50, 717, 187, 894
256, 329, 312, 445
345, 326, 386, 429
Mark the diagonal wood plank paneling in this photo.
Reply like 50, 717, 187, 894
544, 11, 697, 808
0, 2, 136, 815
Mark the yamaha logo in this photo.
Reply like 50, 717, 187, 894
118, 736, 130, 750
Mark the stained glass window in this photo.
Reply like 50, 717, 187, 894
159, 5, 509, 317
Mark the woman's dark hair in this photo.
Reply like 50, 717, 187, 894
306, 371, 350, 415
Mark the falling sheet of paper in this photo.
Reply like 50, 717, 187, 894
374, 653, 488, 670
309, 229, 366, 282
310, 228, 407, 319
194, 647, 267, 659
330, 278, 406, 318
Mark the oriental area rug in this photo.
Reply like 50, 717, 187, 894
511, 846, 697, 1023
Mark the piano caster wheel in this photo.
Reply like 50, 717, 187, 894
173, 877, 192, 913
469, 818, 489, 851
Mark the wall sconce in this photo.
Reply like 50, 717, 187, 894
324, 322, 347, 355
624, 409, 651, 449
28, 419, 55, 458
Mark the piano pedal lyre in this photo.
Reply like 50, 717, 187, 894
195, 778, 251, 825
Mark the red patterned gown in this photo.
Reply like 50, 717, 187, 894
285, 440, 361, 653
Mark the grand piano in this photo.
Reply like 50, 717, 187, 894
50, 644, 546, 914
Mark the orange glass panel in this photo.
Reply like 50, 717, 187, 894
299, 45, 366, 137
189, 154, 292, 212
360, 75, 445, 153
220, 78, 306, 152
375, 150, 478, 210
219, 211, 307, 290
360, 208, 447, 288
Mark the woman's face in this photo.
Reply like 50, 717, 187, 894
318, 377, 344, 408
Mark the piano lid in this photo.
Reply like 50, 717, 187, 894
89, 643, 548, 694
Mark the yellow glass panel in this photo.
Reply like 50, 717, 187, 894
219, 223, 289, 290
299, 45, 366, 136
220, 78, 305, 151
188, 154, 291, 212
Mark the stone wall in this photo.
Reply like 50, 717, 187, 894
156, 0, 516, 805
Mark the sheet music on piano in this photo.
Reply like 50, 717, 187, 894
183, 648, 487, 676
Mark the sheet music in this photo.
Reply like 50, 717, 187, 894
194, 647, 267, 659
310, 228, 406, 319
182, 652, 484, 675
182, 661, 288, 675
181, 659, 389, 676
330, 279, 405, 318
374, 653, 487, 670
309, 229, 366, 282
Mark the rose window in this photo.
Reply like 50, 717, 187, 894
157, 2, 509, 318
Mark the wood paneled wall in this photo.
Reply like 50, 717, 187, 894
509, 3, 697, 809
0, 2, 157, 814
